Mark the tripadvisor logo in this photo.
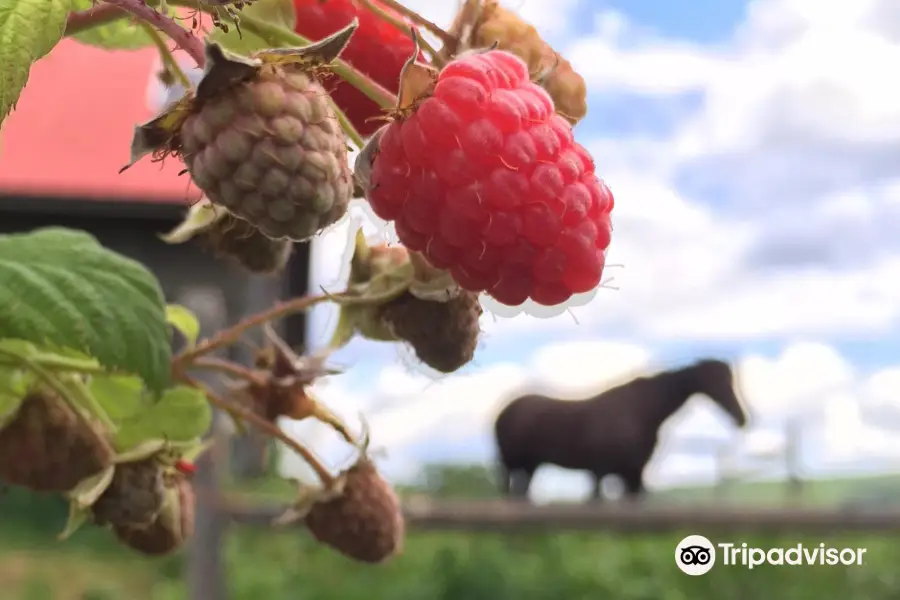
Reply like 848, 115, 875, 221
719, 542, 867, 569
676, 535, 867, 574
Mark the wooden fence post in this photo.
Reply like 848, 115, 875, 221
177, 286, 230, 600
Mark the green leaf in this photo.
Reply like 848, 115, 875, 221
68, 0, 152, 50
166, 304, 200, 347
88, 374, 145, 421
115, 438, 167, 463
114, 385, 212, 451
0, 370, 26, 428
0, 0, 72, 124
0, 227, 172, 393
208, 0, 295, 55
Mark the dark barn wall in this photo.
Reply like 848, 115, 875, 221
0, 195, 311, 479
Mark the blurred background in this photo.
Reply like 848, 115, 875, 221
2, 0, 900, 598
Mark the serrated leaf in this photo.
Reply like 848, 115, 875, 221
68, 0, 153, 50
0, 0, 72, 124
114, 385, 212, 450
166, 304, 200, 347
0, 227, 172, 393
207, 0, 295, 55
89, 374, 145, 421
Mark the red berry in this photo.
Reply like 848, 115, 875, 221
368, 50, 614, 307
292, 0, 425, 137
175, 460, 196, 477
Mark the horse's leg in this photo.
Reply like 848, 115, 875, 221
589, 473, 605, 502
496, 462, 511, 497
622, 471, 646, 501
509, 468, 535, 501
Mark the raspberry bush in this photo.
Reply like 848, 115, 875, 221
0, 0, 612, 563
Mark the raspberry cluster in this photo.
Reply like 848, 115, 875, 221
366, 49, 614, 307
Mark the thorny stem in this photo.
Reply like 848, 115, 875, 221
375, 0, 456, 48
65, 3, 128, 35
141, 21, 192, 89
99, 0, 206, 67
191, 357, 267, 387
173, 294, 330, 366
183, 374, 335, 487
358, 0, 444, 67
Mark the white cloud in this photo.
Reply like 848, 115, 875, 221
491, 0, 900, 340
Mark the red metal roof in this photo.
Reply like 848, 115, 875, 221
0, 39, 200, 205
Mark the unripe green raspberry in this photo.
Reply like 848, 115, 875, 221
180, 66, 353, 241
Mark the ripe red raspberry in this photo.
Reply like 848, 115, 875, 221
366, 50, 614, 307
292, 0, 425, 137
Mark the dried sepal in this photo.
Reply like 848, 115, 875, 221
325, 230, 413, 350
396, 30, 440, 113
406, 251, 460, 302
231, 325, 352, 442
353, 126, 386, 199
160, 197, 229, 244
254, 19, 359, 67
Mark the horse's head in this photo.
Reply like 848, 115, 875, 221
682, 359, 750, 428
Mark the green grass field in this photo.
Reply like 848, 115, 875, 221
2, 472, 900, 599
653, 471, 900, 506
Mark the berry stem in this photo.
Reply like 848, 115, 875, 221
0, 352, 105, 375
140, 20, 192, 89
183, 374, 335, 487
357, 0, 445, 67
65, 3, 129, 35
64, 375, 119, 432
327, 98, 366, 150
375, 0, 456, 49
190, 357, 268, 388
65, 4, 128, 36
172, 294, 331, 367
99, 0, 206, 67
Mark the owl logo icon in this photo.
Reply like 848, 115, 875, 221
675, 535, 716, 575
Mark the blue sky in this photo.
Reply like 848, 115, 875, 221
276, 0, 900, 500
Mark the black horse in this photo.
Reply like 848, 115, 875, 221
493, 358, 750, 501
